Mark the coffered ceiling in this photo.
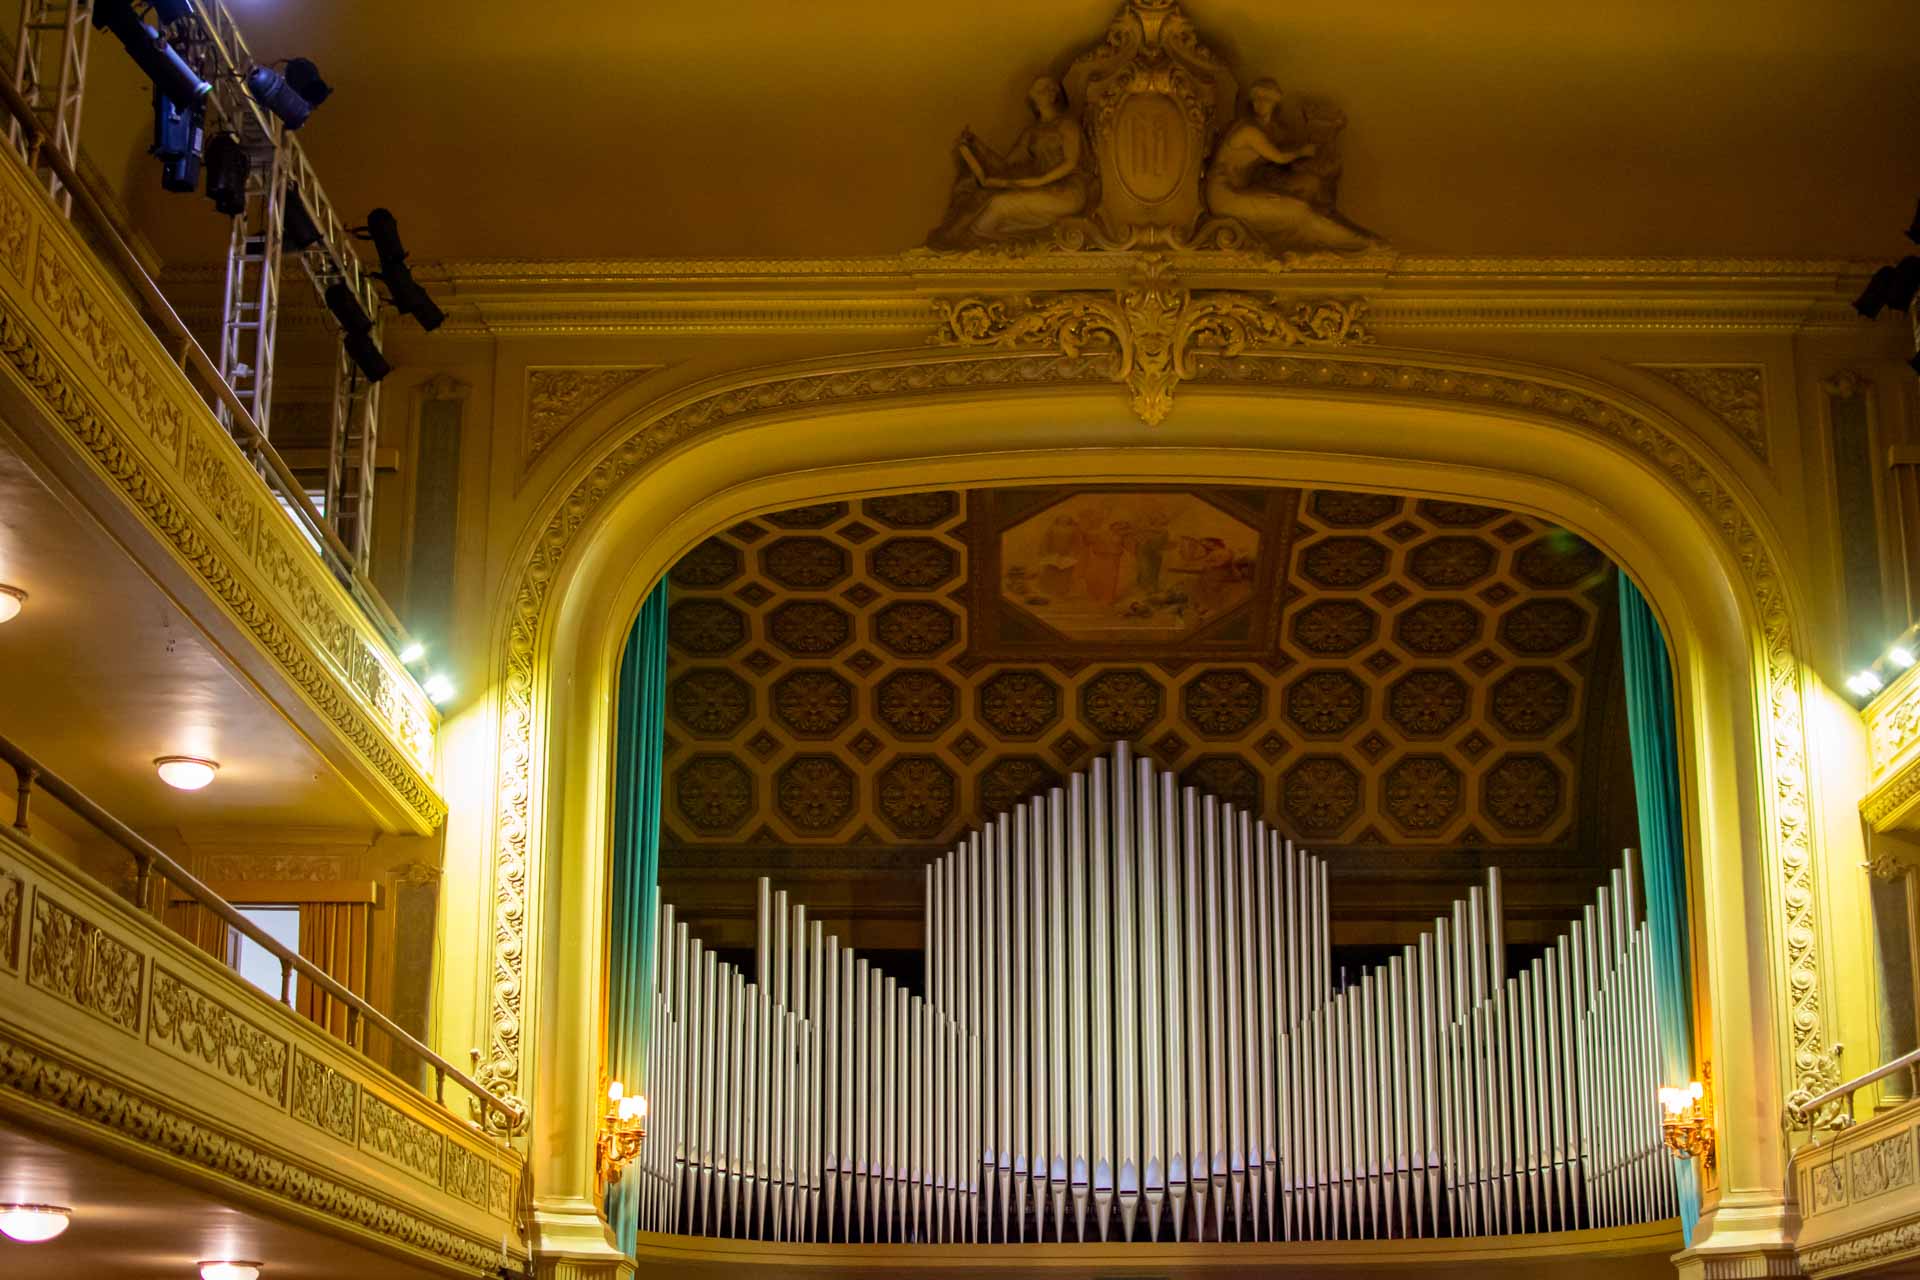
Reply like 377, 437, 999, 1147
661, 485, 1618, 863
59, 0, 1920, 265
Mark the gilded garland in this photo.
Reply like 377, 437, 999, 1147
933, 260, 1371, 423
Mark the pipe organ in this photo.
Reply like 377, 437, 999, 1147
635, 742, 1675, 1244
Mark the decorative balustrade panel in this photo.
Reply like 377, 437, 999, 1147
639, 742, 1672, 1244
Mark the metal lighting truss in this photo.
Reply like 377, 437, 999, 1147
9, 0, 93, 214
174, 0, 386, 569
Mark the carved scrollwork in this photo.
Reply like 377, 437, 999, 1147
27, 892, 142, 1033
934, 259, 1370, 423
148, 966, 289, 1107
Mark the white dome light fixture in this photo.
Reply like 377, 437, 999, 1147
198, 1263, 262, 1280
154, 756, 220, 791
0, 1203, 72, 1242
0, 584, 25, 624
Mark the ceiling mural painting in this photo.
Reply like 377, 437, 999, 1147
970, 486, 1295, 658
661, 485, 1614, 858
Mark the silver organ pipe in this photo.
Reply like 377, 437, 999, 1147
636, 743, 1678, 1245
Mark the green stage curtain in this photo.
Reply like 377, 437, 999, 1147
605, 585, 669, 1253
1618, 572, 1701, 1242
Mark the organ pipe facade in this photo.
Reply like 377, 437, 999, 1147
635, 742, 1675, 1244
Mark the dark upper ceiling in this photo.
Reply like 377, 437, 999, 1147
64, 0, 1920, 265
661, 485, 1620, 857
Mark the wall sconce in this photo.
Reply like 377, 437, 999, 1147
597, 1080, 647, 1189
1660, 1071, 1715, 1169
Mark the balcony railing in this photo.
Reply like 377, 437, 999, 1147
0, 729, 516, 1129
0, 55, 409, 650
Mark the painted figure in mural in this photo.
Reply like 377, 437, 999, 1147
928, 77, 1097, 250
1204, 78, 1376, 254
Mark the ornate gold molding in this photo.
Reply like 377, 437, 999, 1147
525, 367, 657, 465
2, 830, 522, 1268
1635, 364, 1768, 461
481, 336, 1830, 1123
933, 259, 1370, 423
0, 162, 444, 828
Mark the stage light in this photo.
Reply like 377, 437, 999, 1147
283, 188, 322, 252
1854, 257, 1920, 319
284, 58, 332, 109
94, 2, 209, 110
247, 57, 329, 130
203, 132, 249, 215
148, 0, 194, 24
343, 331, 391, 383
150, 86, 205, 193
356, 208, 446, 332
325, 281, 373, 336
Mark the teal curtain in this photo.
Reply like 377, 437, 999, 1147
605, 585, 669, 1253
1617, 573, 1701, 1242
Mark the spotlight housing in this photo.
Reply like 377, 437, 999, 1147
282, 189, 322, 252
283, 58, 332, 108
324, 281, 373, 336
343, 331, 391, 383
94, 2, 209, 110
355, 208, 446, 332
246, 63, 316, 130
1854, 257, 1920, 319
147, 0, 194, 24
0, 1204, 71, 1243
203, 132, 249, 216
150, 86, 205, 194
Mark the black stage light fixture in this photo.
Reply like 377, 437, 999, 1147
147, 0, 194, 24
246, 59, 328, 130
1854, 257, 1920, 319
355, 207, 445, 332
325, 281, 373, 335
94, 1, 210, 110
343, 331, 391, 383
283, 188, 323, 252
283, 58, 332, 109
1907, 197, 1920, 246
149, 85, 205, 193
203, 132, 248, 216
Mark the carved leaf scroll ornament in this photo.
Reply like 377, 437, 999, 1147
932, 260, 1371, 424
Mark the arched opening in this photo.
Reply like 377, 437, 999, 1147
482, 368, 1807, 1268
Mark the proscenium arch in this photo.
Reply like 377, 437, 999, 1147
492, 349, 1818, 1252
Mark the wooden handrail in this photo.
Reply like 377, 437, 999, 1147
0, 731, 522, 1131
1789, 1046, 1920, 1127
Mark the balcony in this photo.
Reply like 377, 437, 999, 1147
0, 738, 524, 1276
1793, 1095, 1920, 1276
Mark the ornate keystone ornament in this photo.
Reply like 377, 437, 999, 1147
933, 259, 1372, 423
926, 0, 1381, 257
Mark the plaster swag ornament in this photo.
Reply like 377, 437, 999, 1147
926, 0, 1381, 257
932, 259, 1371, 423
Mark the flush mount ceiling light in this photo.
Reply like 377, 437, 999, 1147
0, 584, 25, 623
154, 756, 220, 791
199, 1263, 262, 1280
0, 1203, 71, 1242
